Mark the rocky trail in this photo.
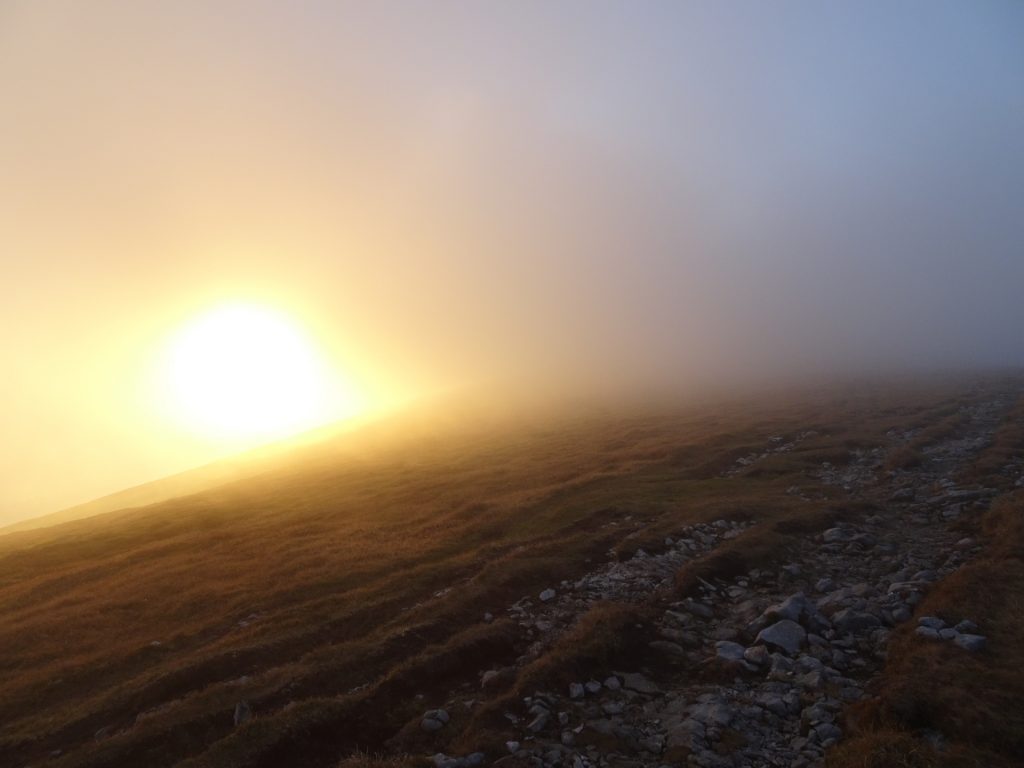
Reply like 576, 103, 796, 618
423, 393, 1017, 768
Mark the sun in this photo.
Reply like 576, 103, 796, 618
159, 304, 360, 441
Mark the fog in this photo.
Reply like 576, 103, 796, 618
1, 1, 1023, 522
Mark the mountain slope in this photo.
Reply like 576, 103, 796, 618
1, 377, 1021, 768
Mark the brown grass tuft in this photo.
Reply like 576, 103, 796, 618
884, 445, 924, 471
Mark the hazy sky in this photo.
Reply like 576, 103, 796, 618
2, 1, 1023, 522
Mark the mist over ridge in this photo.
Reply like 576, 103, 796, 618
1, 1, 1023, 519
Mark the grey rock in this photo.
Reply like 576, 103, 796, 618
539, 588, 556, 602
421, 716, 446, 733
801, 703, 834, 724
714, 640, 746, 662
768, 652, 796, 679
690, 700, 734, 727
915, 626, 941, 640
569, 682, 584, 699
526, 711, 550, 733
939, 628, 959, 640
832, 608, 881, 635
759, 694, 789, 717
684, 600, 715, 619
822, 527, 851, 543
603, 675, 621, 691
954, 633, 987, 652
891, 605, 912, 623
795, 654, 825, 673
602, 700, 625, 715
758, 592, 829, 633
917, 616, 945, 630
481, 667, 517, 694
954, 619, 979, 634
744, 644, 769, 666
660, 627, 701, 647
756, 619, 806, 655
666, 717, 706, 749
796, 670, 826, 689
813, 723, 842, 742
585, 680, 602, 695
233, 701, 252, 727
619, 672, 660, 694
640, 734, 665, 753
711, 625, 740, 641
888, 580, 930, 596
650, 640, 686, 657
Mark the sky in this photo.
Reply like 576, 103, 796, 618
1, 1, 1023, 523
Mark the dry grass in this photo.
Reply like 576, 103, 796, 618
0, 377, 1013, 768
337, 752, 422, 768
514, 602, 649, 694
884, 445, 924, 471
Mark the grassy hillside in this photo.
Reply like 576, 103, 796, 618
1, 376, 1020, 768
0, 417, 379, 536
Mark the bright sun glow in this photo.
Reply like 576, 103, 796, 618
160, 304, 362, 440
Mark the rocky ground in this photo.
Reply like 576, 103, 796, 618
421, 394, 1017, 768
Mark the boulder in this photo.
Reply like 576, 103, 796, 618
756, 619, 806, 655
